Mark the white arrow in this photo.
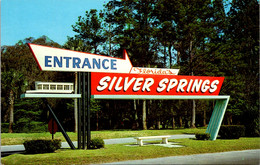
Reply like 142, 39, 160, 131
28, 43, 133, 73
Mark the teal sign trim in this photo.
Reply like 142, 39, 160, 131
91, 95, 229, 100
92, 95, 230, 140
206, 97, 230, 140
21, 93, 82, 99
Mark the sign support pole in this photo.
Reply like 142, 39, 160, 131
52, 119, 54, 140
77, 72, 89, 150
82, 72, 86, 149
77, 72, 82, 149
87, 72, 91, 149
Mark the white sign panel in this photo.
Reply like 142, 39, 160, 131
29, 44, 180, 75
28, 43, 133, 73
130, 67, 179, 75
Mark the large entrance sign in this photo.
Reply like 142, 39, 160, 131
24, 43, 230, 148
91, 73, 224, 96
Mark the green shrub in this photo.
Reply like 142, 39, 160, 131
219, 125, 245, 139
52, 139, 62, 150
23, 139, 61, 154
89, 137, 104, 149
195, 133, 210, 140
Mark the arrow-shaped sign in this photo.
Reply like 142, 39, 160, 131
28, 43, 133, 73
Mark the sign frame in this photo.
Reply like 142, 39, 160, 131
91, 94, 230, 140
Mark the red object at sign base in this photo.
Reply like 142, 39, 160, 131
48, 119, 58, 134
91, 73, 224, 96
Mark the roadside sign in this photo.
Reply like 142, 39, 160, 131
26, 44, 229, 142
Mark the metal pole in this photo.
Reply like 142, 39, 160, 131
87, 72, 91, 149
43, 98, 75, 149
82, 72, 86, 149
77, 72, 82, 149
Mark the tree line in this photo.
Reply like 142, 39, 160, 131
1, 0, 259, 136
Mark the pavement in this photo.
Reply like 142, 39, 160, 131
105, 149, 260, 164
1, 134, 260, 164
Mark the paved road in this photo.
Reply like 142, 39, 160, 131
105, 149, 260, 165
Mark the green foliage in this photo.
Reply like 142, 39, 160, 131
90, 99, 102, 112
219, 125, 245, 139
1, 122, 47, 133
195, 133, 210, 140
72, 9, 105, 54
89, 137, 105, 149
1, 69, 27, 96
1, 36, 65, 133
23, 139, 61, 154
1, 69, 27, 132
243, 106, 260, 137
1, 123, 12, 133
52, 139, 62, 150
220, 0, 259, 136
13, 99, 47, 133
15, 121, 47, 133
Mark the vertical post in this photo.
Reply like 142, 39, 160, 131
77, 72, 91, 149
74, 72, 78, 133
87, 72, 91, 149
82, 72, 86, 149
77, 72, 82, 149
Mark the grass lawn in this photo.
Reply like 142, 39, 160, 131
2, 137, 260, 165
1, 128, 206, 145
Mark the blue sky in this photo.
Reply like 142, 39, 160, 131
1, 0, 109, 46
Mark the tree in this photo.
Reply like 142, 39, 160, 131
153, 0, 222, 128
72, 9, 106, 54
1, 70, 27, 132
14, 99, 47, 132
1, 36, 66, 133
222, 0, 259, 136
105, 0, 160, 130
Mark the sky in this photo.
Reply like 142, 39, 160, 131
1, 0, 109, 46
